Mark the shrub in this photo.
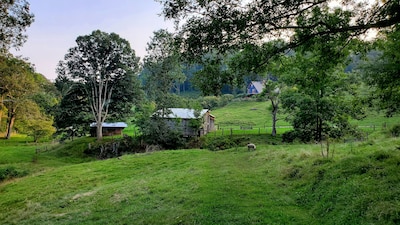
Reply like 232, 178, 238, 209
201, 136, 249, 151
390, 124, 400, 137
282, 130, 298, 143
84, 136, 146, 159
199, 94, 234, 110
0, 166, 28, 182
200, 96, 220, 110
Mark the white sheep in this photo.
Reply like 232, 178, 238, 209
247, 143, 256, 151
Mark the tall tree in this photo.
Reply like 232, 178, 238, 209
277, 42, 362, 143
361, 26, 400, 116
259, 80, 282, 137
0, 0, 34, 52
143, 29, 184, 112
0, 56, 40, 139
57, 30, 140, 140
141, 29, 187, 147
157, 0, 400, 60
192, 53, 232, 96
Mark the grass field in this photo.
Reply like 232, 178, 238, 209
211, 100, 400, 134
0, 134, 399, 224
0, 101, 400, 224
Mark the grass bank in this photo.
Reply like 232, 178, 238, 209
0, 134, 399, 224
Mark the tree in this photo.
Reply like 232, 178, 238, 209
228, 40, 287, 136
54, 81, 92, 137
277, 41, 362, 144
259, 80, 282, 137
143, 29, 184, 112
57, 30, 141, 140
0, 0, 34, 52
0, 56, 40, 139
157, 0, 400, 61
361, 26, 400, 116
141, 29, 187, 147
16, 100, 55, 142
192, 53, 232, 96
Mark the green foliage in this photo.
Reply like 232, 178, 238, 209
0, 56, 56, 139
140, 116, 186, 150
84, 135, 145, 159
192, 53, 237, 96
53, 82, 91, 135
143, 29, 183, 109
276, 37, 362, 142
158, 0, 399, 60
0, 0, 34, 52
57, 30, 141, 140
282, 130, 299, 143
0, 166, 28, 182
362, 26, 400, 116
200, 135, 249, 151
390, 124, 400, 137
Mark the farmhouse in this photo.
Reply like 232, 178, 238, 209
90, 122, 128, 137
247, 81, 265, 95
155, 108, 215, 137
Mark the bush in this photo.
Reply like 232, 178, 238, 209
199, 94, 234, 110
390, 124, 400, 137
0, 166, 28, 182
282, 130, 298, 143
201, 136, 249, 151
84, 135, 146, 159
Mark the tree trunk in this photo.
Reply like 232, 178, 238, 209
96, 124, 103, 140
271, 104, 278, 137
5, 112, 15, 139
0, 96, 3, 132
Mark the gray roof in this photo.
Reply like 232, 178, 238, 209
157, 108, 210, 119
251, 81, 264, 93
90, 122, 128, 128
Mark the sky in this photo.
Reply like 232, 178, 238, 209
11, 0, 174, 80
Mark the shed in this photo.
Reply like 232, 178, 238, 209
90, 122, 128, 137
154, 108, 215, 137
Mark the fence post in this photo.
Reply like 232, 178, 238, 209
230, 128, 233, 137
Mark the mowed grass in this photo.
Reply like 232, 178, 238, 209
211, 100, 400, 135
1, 134, 400, 224
211, 100, 291, 130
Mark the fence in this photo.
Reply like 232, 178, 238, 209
210, 122, 398, 137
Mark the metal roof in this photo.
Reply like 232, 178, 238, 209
90, 122, 128, 128
157, 108, 210, 119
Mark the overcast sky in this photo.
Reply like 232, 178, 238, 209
11, 0, 174, 80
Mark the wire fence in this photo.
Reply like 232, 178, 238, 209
209, 122, 398, 137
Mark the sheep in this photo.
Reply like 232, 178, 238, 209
247, 143, 256, 151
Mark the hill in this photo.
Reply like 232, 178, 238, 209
0, 134, 400, 224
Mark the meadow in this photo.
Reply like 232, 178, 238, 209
0, 101, 400, 224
